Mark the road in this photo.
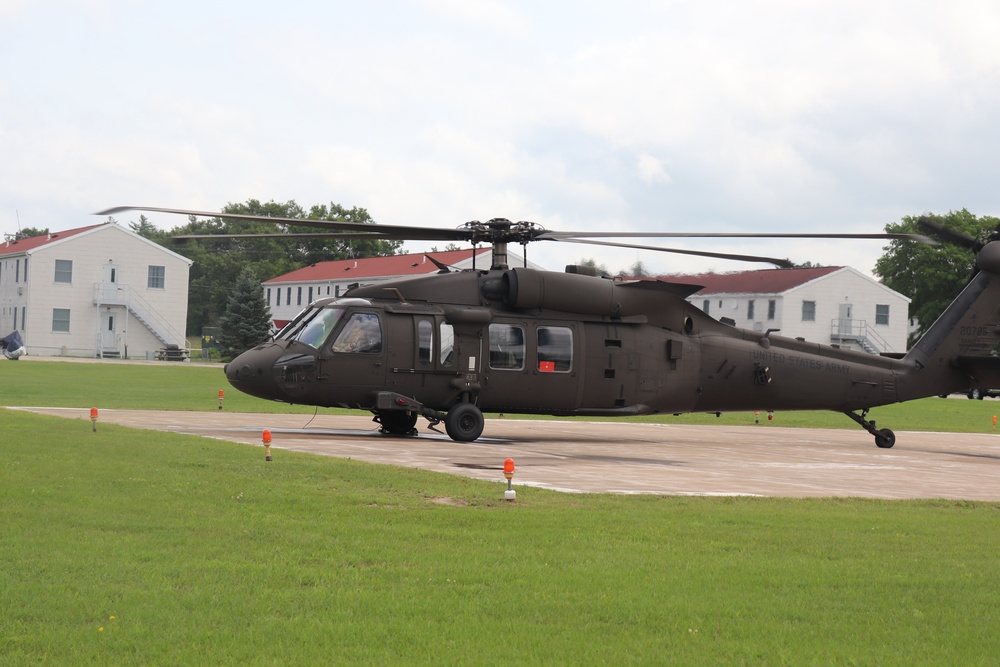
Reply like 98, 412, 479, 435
13, 406, 1000, 499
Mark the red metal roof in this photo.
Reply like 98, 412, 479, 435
660, 266, 843, 295
0, 223, 107, 256
264, 247, 492, 283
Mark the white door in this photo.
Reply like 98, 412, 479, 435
838, 303, 853, 335
101, 311, 117, 350
101, 264, 120, 301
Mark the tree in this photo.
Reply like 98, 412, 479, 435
12, 226, 49, 240
575, 257, 611, 277
128, 215, 159, 239
873, 209, 1000, 343
218, 267, 273, 358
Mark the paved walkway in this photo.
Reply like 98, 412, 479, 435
13, 406, 1000, 499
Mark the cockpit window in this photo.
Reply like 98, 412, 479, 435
331, 312, 383, 354
279, 306, 346, 349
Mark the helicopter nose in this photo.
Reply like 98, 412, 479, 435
225, 344, 285, 401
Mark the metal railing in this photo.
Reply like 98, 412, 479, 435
830, 319, 893, 354
93, 283, 185, 347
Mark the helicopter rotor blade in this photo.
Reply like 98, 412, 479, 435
554, 238, 796, 269
916, 216, 981, 250
542, 230, 937, 244
98, 205, 934, 268
96, 206, 473, 242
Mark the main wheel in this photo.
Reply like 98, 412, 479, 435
874, 428, 895, 449
376, 411, 418, 435
445, 403, 485, 442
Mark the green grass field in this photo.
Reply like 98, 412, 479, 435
5, 357, 1000, 432
3, 359, 1000, 664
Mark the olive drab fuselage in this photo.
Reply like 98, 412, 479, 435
224, 253, 1000, 447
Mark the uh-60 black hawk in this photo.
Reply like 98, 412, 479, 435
101, 206, 1000, 448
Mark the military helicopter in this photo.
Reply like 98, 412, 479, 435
100, 206, 1000, 448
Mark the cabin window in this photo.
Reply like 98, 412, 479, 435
488, 323, 525, 370
440, 322, 455, 366
801, 300, 816, 322
417, 320, 432, 364
290, 306, 346, 349
54, 259, 73, 283
52, 308, 70, 333
331, 312, 382, 354
875, 304, 890, 326
537, 326, 572, 373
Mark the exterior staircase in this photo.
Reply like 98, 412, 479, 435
830, 319, 893, 355
93, 282, 186, 356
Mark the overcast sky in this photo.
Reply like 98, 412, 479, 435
2, 0, 999, 275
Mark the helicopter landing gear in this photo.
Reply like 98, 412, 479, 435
445, 403, 485, 442
374, 410, 418, 436
843, 409, 895, 449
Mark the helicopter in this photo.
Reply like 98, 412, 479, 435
99, 206, 1000, 448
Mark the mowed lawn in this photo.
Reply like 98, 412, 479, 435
3, 359, 1000, 664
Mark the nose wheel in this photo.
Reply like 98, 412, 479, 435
844, 409, 895, 448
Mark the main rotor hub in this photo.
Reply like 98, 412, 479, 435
460, 218, 545, 245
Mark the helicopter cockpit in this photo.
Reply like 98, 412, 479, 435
226, 298, 383, 403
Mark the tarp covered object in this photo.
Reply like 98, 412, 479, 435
2, 330, 25, 359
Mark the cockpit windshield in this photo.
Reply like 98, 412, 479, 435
278, 306, 346, 349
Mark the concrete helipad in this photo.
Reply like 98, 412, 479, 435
14, 406, 1000, 499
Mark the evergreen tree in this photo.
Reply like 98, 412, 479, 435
218, 267, 273, 358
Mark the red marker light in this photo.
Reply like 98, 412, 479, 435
263, 429, 273, 462
503, 458, 515, 474
90, 407, 98, 420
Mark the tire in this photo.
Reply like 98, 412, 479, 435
875, 428, 895, 449
376, 411, 418, 435
444, 403, 485, 442
969, 388, 983, 400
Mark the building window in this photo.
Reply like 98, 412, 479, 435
308, 286, 313, 304
52, 308, 70, 332
54, 259, 73, 283
267, 288, 271, 305
15, 259, 20, 283
767, 299, 776, 320
875, 304, 890, 326
297, 286, 302, 306
747, 300, 755, 320
802, 300, 816, 322
702, 299, 710, 314
286, 287, 291, 305
147, 265, 165, 289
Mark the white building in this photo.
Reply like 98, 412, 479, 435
264, 247, 542, 327
667, 266, 911, 354
0, 222, 192, 359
